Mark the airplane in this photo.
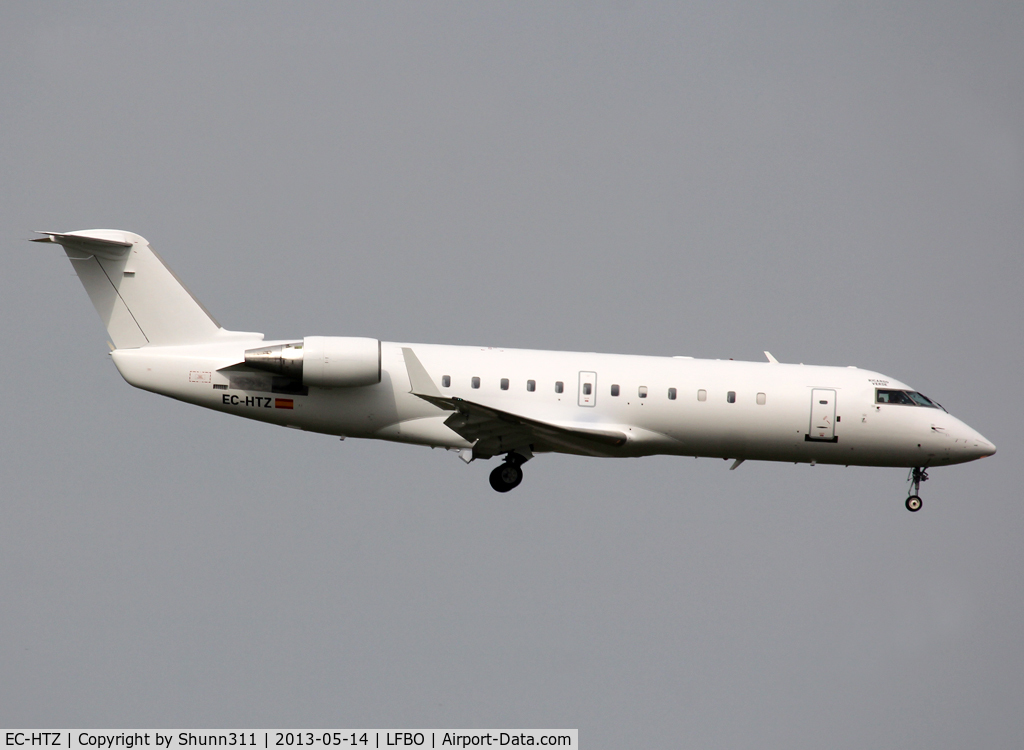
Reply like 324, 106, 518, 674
35, 228, 996, 511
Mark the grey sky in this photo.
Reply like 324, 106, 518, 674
2, 2, 1022, 746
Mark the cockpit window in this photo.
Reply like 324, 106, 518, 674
906, 391, 938, 408
876, 389, 939, 408
876, 389, 914, 405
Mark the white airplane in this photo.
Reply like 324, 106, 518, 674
36, 229, 996, 510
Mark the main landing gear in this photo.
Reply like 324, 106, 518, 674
905, 467, 928, 512
489, 453, 526, 493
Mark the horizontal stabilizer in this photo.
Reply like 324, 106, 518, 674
33, 230, 133, 260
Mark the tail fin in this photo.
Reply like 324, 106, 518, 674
35, 229, 224, 348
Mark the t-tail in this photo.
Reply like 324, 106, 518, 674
34, 229, 252, 347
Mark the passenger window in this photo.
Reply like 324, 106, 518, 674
500, 378, 509, 390
582, 383, 592, 395
471, 377, 480, 389
527, 380, 536, 392
727, 391, 736, 403
756, 392, 766, 405
638, 386, 648, 398
697, 389, 707, 402
441, 375, 451, 388
668, 388, 677, 400
611, 384, 620, 397
555, 381, 564, 393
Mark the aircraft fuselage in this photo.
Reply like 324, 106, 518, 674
110, 340, 994, 469
37, 228, 995, 505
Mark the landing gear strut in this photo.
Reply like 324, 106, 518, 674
489, 453, 525, 493
905, 467, 928, 512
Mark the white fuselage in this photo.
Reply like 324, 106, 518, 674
36, 227, 995, 502
111, 338, 995, 469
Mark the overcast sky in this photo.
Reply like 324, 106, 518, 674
1, 2, 1022, 747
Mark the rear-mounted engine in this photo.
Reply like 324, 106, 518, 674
244, 336, 381, 387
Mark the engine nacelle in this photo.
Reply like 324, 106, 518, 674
244, 336, 381, 387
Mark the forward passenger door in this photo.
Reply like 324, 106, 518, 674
807, 388, 837, 441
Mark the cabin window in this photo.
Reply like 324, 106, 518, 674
555, 381, 564, 393
697, 389, 707, 402
471, 377, 481, 389
441, 375, 451, 388
500, 378, 509, 390
638, 386, 648, 398
527, 380, 536, 392
582, 383, 592, 395
668, 388, 677, 400
727, 391, 736, 403
756, 392, 766, 405
610, 384, 620, 397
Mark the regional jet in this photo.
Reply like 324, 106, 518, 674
36, 229, 996, 510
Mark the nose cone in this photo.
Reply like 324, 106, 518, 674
977, 436, 997, 458
965, 428, 997, 460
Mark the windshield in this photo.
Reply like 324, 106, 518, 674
906, 391, 938, 407
876, 389, 940, 408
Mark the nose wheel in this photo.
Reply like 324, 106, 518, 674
905, 467, 928, 512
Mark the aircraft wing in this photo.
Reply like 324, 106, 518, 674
402, 347, 628, 458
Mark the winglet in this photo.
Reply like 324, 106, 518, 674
764, 351, 779, 364
402, 347, 442, 398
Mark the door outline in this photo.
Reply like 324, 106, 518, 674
578, 371, 597, 407
806, 388, 839, 442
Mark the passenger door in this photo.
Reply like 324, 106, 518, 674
578, 371, 597, 407
808, 389, 837, 441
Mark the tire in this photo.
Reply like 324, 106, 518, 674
489, 462, 523, 492
905, 495, 922, 512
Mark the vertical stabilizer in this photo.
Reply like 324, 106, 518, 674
35, 230, 223, 348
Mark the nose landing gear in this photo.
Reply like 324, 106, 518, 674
905, 467, 928, 512
489, 453, 526, 493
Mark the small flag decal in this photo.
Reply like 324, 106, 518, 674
275, 398, 294, 409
